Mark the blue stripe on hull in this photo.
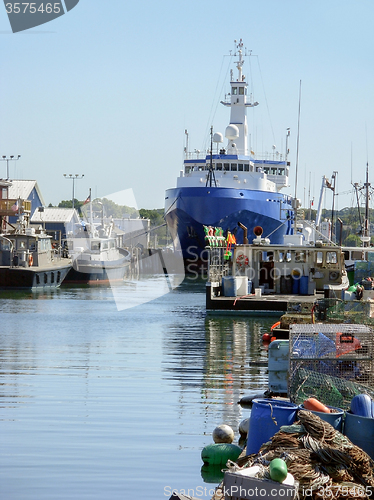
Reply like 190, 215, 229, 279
164, 186, 293, 260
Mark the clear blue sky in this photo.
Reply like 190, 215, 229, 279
1, 0, 373, 213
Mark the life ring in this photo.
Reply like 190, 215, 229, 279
236, 253, 249, 269
28, 254, 33, 267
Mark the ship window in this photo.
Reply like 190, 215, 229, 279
316, 251, 323, 265
0, 240, 10, 250
19, 240, 26, 249
102, 241, 109, 250
326, 252, 338, 264
57, 271, 61, 283
264, 167, 270, 174
295, 251, 306, 263
224, 163, 229, 171
352, 251, 364, 260
238, 164, 243, 171
271, 167, 277, 174
185, 166, 191, 174
36, 274, 40, 285
232, 87, 238, 95
216, 163, 222, 171
239, 87, 244, 95
279, 168, 285, 175
279, 251, 291, 263
91, 242, 100, 251
231, 164, 237, 171
51, 272, 54, 284
44, 273, 48, 284
244, 164, 249, 172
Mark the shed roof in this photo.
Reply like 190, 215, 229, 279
31, 207, 78, 224
8, 180, 45, 205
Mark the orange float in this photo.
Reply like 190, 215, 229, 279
303, 397, 330, 413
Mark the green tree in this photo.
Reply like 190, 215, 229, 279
344, 234, 362, 247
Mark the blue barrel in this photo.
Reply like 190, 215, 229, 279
292, 277, 299, 294
299, 276, 309, 295
344, 412, 374, 459
246, 399, 298, 455
299, 405, 344, 432
222, 277, 236, 297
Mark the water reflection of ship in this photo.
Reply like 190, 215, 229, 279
162, 311, 274, 436
203, 317, 269, 427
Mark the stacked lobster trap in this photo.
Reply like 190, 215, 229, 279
288, 323, 374, 410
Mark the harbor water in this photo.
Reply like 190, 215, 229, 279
0, 276, 276, 500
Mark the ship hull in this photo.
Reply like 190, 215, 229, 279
0, 262, 71, 289
64, 256, 130, 284
165, 186, 293, 265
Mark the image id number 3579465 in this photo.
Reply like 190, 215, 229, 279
5, 3, 61, 14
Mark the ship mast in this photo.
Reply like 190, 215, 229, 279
206, 126, 217, 188
220, 39, 258, 156
363, 161, 370, 247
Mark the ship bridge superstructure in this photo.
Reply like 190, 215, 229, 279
179, 39, 290, 193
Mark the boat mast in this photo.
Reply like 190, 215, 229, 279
220, 39, 258, 155
206, 126, 217, 188
363, 161, 370, 247
89, 188, 93, 238
353, 182, 363, 234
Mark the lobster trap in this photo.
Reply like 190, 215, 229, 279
288, 323, 374, 410
314, 298, 374, 325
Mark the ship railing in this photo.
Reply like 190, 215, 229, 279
208, 247, 230, 284
184, 150, 289, 162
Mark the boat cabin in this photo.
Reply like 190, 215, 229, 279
231, 241, 346, 294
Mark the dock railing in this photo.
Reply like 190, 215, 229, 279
0, 199, 31, 216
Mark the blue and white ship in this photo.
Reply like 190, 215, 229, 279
164, 40, 294, 265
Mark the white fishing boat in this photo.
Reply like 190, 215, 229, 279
63, 194, 130, 284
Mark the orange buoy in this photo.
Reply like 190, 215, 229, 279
262, 333, 271, 342
270, 336, 276, 343
303, 397, 330, 413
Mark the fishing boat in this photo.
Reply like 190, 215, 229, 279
164, 39, 294, 267
206, 224, 349, 312
63, 201, 131, 284
0, 198, 72, 289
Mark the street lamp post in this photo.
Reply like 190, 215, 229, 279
63, 174, 84, 209
0, 155, 21, 179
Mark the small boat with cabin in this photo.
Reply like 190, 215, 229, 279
63, 207, 131, 284
0, 197, 72, 289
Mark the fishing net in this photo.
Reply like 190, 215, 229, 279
288, 324, 374, 410
225, 410, 374, 500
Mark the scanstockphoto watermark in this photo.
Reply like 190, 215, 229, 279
164, 485, 296, 498
3, 0, 79, 32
